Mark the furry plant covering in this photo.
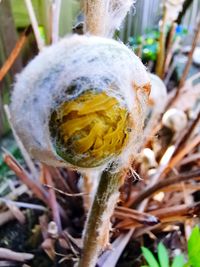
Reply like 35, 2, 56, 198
11, 34, 150, 171
83, 0, 136, 36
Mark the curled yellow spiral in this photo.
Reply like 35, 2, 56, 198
49, 91, 129, 167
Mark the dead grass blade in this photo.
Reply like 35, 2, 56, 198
131, 169, 200, 208
115, 206, 159, 226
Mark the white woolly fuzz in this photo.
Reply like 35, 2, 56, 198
105, 0, 136, 37
83, 0, 136, 37
11, 34, 150, 170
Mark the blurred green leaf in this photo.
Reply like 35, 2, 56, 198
188, 226, 200, 267
171, 255, 185, 267
158, 243, 169, 267
141, 246, 160, 267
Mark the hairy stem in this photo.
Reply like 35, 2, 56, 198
83, 0, 106, 35
78, 166, 124, 267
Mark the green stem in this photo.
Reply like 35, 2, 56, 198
78, 166, 123, 267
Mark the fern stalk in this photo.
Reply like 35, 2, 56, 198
78, 166, 124, 267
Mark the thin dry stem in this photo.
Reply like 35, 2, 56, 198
131, 169, 200, 208
116, 202, 200, 230
51, 0, 61, 43
42, 165, 62, 234
24, 0, 45, 51
44, 184, 85, 197
3, 152, 48, 204
155, 6, 167, 78
115, 206, 159, 226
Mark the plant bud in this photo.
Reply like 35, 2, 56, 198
11, 35, 150, 170
162, 108, 187, 132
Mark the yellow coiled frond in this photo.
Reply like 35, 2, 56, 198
50, 91, 129, 167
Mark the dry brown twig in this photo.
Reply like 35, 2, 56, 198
3, 151, 67, 220
3, 151, 48, 204
48, 167, 74, 194
44, 184, 85, 197
42, 165, 62, 234
115, 202, 200, 230
131, 169, 200, 208
115, 206, 159, 226
180, 152, 200, 166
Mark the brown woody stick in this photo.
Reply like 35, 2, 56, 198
116, 202, 200, 230
3, 152, 48, 204
131, 169, 200, 208
115, 206, 159, 226
42, 165, 62, 234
